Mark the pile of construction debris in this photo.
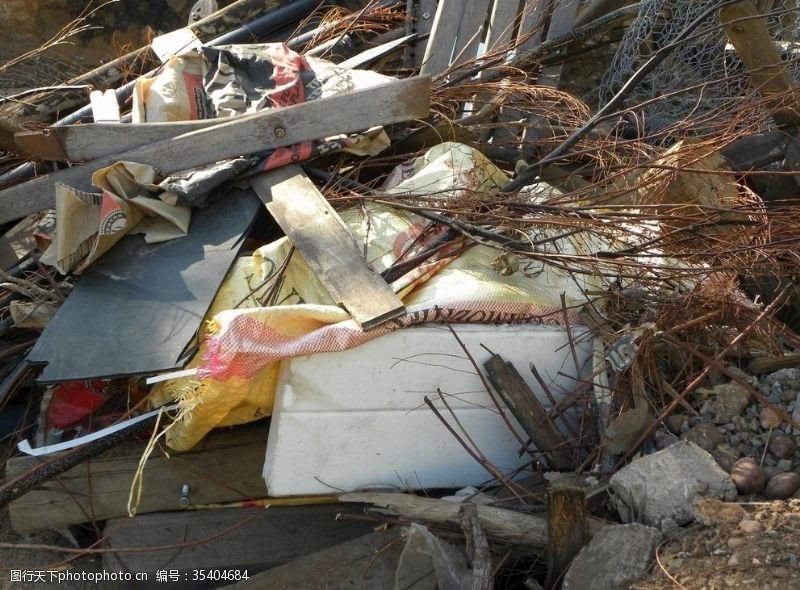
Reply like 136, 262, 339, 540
2, 0, 800, 588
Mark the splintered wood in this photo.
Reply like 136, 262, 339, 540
250, 165, 405, 330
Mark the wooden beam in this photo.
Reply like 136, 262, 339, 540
6, 425, 269, 533
15, 120, 224, 162
251, 166, 405, 329
342, 492, 549, 549
0, 75, 431, 225
484, 354, 575, 470
544, 484, 586, 589
102, 505, 375, 585
517, 0, 551, 54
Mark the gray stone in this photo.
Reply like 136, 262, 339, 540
794, 392, 800, 435
764, 369, 800, 397
610, 441, 737, 527
778, 459, 793, 471
562, 524, 662, 590
681, 422, 724, 452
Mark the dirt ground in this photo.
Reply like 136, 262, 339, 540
0, 505, 103, 590
634, 498, 800, 589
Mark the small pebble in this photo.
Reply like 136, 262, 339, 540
727, 537, 746, 549
714, 453, 736, 473
770, 435, 795, 459
731, 457, 766, 495
762, 465, 782, 481
666, 414, 688, 435
764, 472, 800, 499
739, 519, 765, 534
728, 551, 743, 566
682, 422, 724, 452
777, 459, 793, 471
760, 407, 782, 430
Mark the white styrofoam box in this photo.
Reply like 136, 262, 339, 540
264, 324, 591, 496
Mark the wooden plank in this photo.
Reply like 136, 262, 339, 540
484, 0, 522, 51
15, 120, 225, 162
484, 354, 575, 470
102, 505, 375, 588
720, 0, 800, 126
545, 484, 586, 589
491, 0, 551, 146
7, 425, 269, 533
421, 0, 463, 74
450, 0, 492, 69
343, 492, 549, 549
538, 0, 579, 88
412, 0, 438, 68
227, 530, 409, 590
516, 0, 551, 54
251, 166, 405, 330
0, 75, 431, 225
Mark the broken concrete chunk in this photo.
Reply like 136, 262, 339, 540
610, 441, 737, 527
562, 524, 662, 590
703, 382, 750, 423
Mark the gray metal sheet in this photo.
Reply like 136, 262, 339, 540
29, 188, 260, 382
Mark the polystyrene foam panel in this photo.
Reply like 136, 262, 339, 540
264, 324, 591, 495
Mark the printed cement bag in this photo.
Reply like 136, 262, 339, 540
132, 43, 392, 178
47, 44, 392, 274
41, 163, 190, 274
151, 143, 602, 451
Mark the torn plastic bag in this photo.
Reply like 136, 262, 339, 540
395, 524, 470, 590
150, 143, 603, 451
40, 163, 189, 275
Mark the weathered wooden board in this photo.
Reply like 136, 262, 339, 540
411, 0, 438, 68
0, 75, 431, 225
224, 529, 411, 590
451, 0, 492, 68
7, 425, 269, 533
484, 0, 521, 52
420, 0, 463, 74
484, 354, 575, 470
339, 33, 418, 69
516, 0, 551, 54
15, 120, 221, 162
421, 0, 492, 75
102, 505, 374, 588
251, 166, 405, 329
342, 492, 549, 548
538, 0, 579, 88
